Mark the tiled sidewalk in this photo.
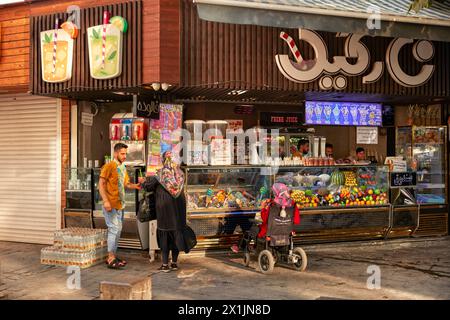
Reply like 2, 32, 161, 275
1, 237, 450, 300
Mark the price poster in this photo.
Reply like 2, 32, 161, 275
356, 127, 378, 144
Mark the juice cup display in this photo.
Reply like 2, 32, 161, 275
40, 29, 74, 83
132, 118, 146, 141
109, 119, 121, 140
87, 24, 123, 79
120, 118, 132, 140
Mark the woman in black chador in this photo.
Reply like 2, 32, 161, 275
141, 151, 187, 272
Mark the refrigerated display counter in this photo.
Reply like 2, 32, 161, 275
395, 126, 448, 237
183, 164, 393, 249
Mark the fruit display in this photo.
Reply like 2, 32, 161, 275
291, 185, 388, 208
359, 172, 377, 186
187, 188, 269, 210
291, 190, 306, 203
281, 166, 389, 208
342, 171, 358, 187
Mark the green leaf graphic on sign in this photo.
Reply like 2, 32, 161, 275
92, 28, 100, 39
44, 33, 52, 43
108, 50, 117, 61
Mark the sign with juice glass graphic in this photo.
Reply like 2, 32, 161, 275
87, 12, 125, 80
40, 29, 74, 83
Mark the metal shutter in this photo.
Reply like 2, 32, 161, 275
0, 94, 61, 244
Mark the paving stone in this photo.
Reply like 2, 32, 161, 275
100, 276, 152, 300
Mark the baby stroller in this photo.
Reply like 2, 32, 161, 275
241, 184, 307, 274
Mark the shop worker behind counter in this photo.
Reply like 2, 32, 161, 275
98, 143, 141, 269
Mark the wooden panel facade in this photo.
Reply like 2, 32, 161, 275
30, 1, 142, 97
1, 0, 180, 94
179, 0, 450, 101
0, 16, 30, 90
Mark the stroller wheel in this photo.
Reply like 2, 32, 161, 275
292, 247, 308, 272
258, 250, 275, 274
243, 251, 251, 267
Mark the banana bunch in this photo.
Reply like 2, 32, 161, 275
343, 171, 358, 187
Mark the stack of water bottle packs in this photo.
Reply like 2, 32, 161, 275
41, 228, 108, 268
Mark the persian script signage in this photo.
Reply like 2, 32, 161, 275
276, 29, 435, 90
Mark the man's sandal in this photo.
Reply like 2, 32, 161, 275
116, 257, 127, 266
107, 258, 124, 269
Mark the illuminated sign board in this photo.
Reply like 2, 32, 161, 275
305, 101, 382, 126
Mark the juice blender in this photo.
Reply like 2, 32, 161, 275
109, 118, 121, 140
132, 118, 146, 141
121, 118, 132, 140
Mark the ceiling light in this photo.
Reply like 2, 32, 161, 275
161, 83, 171, 91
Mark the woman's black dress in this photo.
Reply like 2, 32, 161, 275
142, 177, 188, 253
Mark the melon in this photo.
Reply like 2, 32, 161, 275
330, 171, 344, 186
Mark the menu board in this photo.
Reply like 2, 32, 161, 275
356, 127, 378, 144
305, 101, 382, 126
390, 172, 417, 187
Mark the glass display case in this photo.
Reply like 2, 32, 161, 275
184, 166, 272, 213
396, 126, 447, 205
395, 126, 414, 170
93, 166, 145, 213
273, 165, 389, 209
65, 168, 94, 210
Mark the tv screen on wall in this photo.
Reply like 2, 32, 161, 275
305, 101, 382, 126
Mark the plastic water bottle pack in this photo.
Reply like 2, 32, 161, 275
41, 228, 108, 268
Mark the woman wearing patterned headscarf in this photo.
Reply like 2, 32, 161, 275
141, 151, 188, 272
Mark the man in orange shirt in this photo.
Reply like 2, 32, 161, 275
99, 143, 141, 269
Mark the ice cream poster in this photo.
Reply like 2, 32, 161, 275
87, 12, 128, 80
40, 19, 78, 83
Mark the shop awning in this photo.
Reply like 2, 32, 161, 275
194, 0, 450, 42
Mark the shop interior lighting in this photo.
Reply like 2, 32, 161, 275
161, 83, 171, 91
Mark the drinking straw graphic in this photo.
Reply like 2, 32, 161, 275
52, 18, 60, 74
280, 31, 302, 63
102, 11, 110, 69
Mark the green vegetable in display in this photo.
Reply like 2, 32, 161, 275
330, 171, 345, 186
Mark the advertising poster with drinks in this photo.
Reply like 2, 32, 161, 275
87, 12, 127, 80
305, 101, 382, 126
147, 104, 183, 176
40, 19, 78, 83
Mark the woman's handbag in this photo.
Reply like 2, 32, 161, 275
137, 192, 156, 222
183, 225, 197, 253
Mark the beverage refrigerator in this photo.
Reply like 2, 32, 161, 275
394, 126, 448, 237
